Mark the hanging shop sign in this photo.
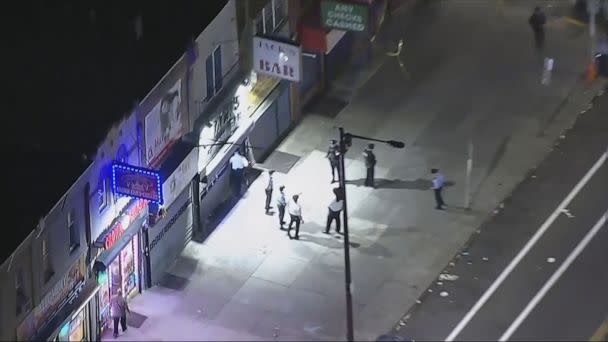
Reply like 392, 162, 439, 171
112, 162, 163, 204
16, 260, 85, 341
253, 37, 302, 82
162, 147, 198, 207
321, 0, 369, 32
144, 78, 188, 165
95, 199, 148, 250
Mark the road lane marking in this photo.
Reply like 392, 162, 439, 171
500, 211, 608, 341
445, 151, 607, 341
590, 316, 608, 341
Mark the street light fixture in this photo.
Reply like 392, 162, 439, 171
337, 127, 405, 342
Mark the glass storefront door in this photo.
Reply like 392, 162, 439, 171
98, 233, 141, 332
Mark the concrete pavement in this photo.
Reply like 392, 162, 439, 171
104, 0, 607, 340
392, 92, 608, 341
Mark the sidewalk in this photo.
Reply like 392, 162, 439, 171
105, 0, 607, 340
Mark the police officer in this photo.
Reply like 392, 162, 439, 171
264, 170, 275, 214
326, 139, 340, 183
287, 194, 304, 240
276, 185, 287, 229
363, 143, 376, 188
325, 194, 343, 234
431, 168, 446, 210
229, 150, 249, 197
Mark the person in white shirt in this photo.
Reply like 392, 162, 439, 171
264, 170, 275, 214
276, 185, 287, 229
325, 196, 344, 234
229, 150, 249, 196
287, 194, 303, 239
431, 168, 446, 210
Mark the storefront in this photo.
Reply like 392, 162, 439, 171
193, 36, 299, 239
16, 257, 99, 342
92, 198, 149, 334
145, 143, 198, 286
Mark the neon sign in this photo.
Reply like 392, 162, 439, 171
112, 162, 163, 204
103, 199, 147, 250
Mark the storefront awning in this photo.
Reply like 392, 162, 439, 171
31, 279, 100, 341
93, 210, 147, 273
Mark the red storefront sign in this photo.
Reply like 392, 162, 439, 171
102, 199, 147, 250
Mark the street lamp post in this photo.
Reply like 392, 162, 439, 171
337, 127, 405, 342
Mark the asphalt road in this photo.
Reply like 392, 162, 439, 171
392, 91, 608, 341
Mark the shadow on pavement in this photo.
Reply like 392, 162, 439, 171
345, 177, 429, 189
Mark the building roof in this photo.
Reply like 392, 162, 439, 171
2, 1, 229, 264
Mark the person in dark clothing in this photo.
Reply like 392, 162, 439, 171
327, 139, 340, 183
363, 144, 376, 188
529, 6, 547, 49
325, 195, 344, 234
264, 170, 275, 214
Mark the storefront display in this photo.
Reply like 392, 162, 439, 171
56, 308, 86, 342
93, 198, 147, 333
97, 233, 140, 331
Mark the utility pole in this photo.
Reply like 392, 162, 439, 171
588, 0, 600, 63
338, 127, 355, 342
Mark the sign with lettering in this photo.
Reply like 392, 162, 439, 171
321, 1, 369, 32
17, 259, 85, 341
162, 147, 197, 207
96, 199, 148, 250
112, 162, 163, 204
253, 37, 301, 82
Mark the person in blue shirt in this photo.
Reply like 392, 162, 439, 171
431, 168, 446, 210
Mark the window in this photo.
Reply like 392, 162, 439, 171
255, 0, 286, 35
68, 210, 79, 252
205, 46, 222, 100
97, 173, 110, 213
116, 144, 128, 163
15, 268, 30, 316
42, 236, 54, 282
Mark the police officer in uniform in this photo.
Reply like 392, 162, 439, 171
264, 170, 275, 214
326, 139, 340, 183
363, 143, 376, 188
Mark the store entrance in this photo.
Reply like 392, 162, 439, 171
98, 233, 140, 332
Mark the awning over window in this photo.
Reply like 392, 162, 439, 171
31, 279, 100, 341
93, 210, 147, 273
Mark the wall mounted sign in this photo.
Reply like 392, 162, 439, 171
162, 147, 197, 207
112, 162, 163, 204
321, 0, 369, 32
253, 37, 302, 82
95, 199, 148, 250
16, 259, 85, 341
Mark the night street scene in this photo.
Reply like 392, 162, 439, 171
2, 0, 608, 341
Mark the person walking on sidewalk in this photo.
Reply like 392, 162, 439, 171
431, 168, 446, 210
264, 170, 275, 214
110, 288, 130, 338
287, 194, 304, 239
326, 139, 340, 183
363, 143, 376, 188
529, 6, 546, 50
276, 185, 287, 229
325, 192, 344, 234
229, 149, 249, 197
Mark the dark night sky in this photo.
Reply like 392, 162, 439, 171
2, 1, 228, 263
